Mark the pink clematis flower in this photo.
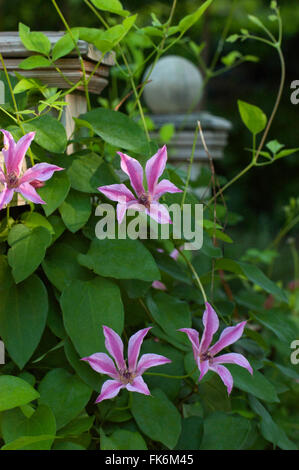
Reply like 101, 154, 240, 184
0, 130, 63, 210
179, 302, 253, 394
82, 325, 171, 403
98, 145, 182, 224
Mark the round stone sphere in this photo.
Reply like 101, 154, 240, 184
142, 55, 203, 114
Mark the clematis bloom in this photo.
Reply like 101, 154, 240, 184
0, 130, 63, 210
179, 302, 253, 394
82, 325, 171, 403
98, 145, 182, 224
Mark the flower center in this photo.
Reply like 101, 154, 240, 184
200, 351, 213, 362
6, 172, 19, 189
119, 369, 135, 385
138, 192, 151, 209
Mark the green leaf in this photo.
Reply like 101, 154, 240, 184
249, 396, 297, 450
226, 364, 279, 403
78, 238, 160, 281
39, 171, 71, 216
131, 388, 181, 449
274, 148, 299, 160
58, 415, 94, 437
21, 211, 54, 234
65, 150, 116, 193
90, 0, 130, 16
80, 108, 148, 154
251, 309, 297, 344
18, 55, 52, 70
23, 115, 67, 153
1, 405, 56, 450
59, 190, 92, 233
146, 292, 191, 345
221, 50, 241, 66
52, 32, 78, 61
0, 376, 39, 412
200, 412, 251, 450
100, 429, 147, 450
38, 368, 92, 430
0, 272, 48, 369
237, 261, 287, 303
266, 139, 285, 154
19, 23, 51, 55
238, 100, 267, 135
175, 417, 203, 450
1, 434, 56, 450
7, 225, 52, 283
178, 0, 213, 33
226, 34, 239, 43
61, 277, 124, 357
42, 242, 93, 292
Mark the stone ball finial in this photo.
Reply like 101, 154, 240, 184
142, 55, 203, 114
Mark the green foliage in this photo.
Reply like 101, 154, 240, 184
0, 1, 297, 452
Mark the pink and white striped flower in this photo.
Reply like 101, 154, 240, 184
0, 130, 63, 210
179, 302, 253, 394
98, 145, 182, 224
82, 325, 171, 403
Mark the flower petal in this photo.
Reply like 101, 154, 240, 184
153, 179, 182, 200
210, 364, 234, 395
116, 202, 127, 224
209, 321, 247, 356
152, 280, 167, 291
128, 327, 152, 372
199, 302, 219, 354
1, 129, 16, 174
14, 132, 36, 175
126, 376, 151, 396
178, 328, 200, 361
145, 145, 167, 194
118, 152, 144, 196
102, 325, 126, 370
212, 353, 253, 375
198, 359, 210, 381
0, 168, 6, 184
95, 379, 124, 403
146, 202, 172, 224
98, 183, 136, 203
17, 182, 46, 204
137, 353, 171, 375
81, 352, 119, 379
0, 187, 14, 210
19, 163, 63, 184
170, 248, 180, 261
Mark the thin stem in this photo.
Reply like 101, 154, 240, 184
181, 127, 199, 208
51, 0, 91, 111
144, 365, 198, 380
178, 249, 207, 303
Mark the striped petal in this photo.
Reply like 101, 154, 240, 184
126, 376, 151, 396
14, 132, 36, 175
199, 302, 219, 354
178, 328, 200, 361
212, 353, 253, 375
81, 352, 119, 379
210, 364, 234, 395
17, 182, 46, 204
146, 202, 172, 224
102, 325, 126, 371
98, 183, 136, 203
19, 163, 63, 184
128, 327, 152, 372
153, 179, 182, 200
118, 152, 144, 196
1, 129, 16, 174
145, 145, 167, 194
0, 187, 14, 210
198, 359, 210, 381
137, 353, 171, 375
209, 321, 247, 357
95, 379, 124, 403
